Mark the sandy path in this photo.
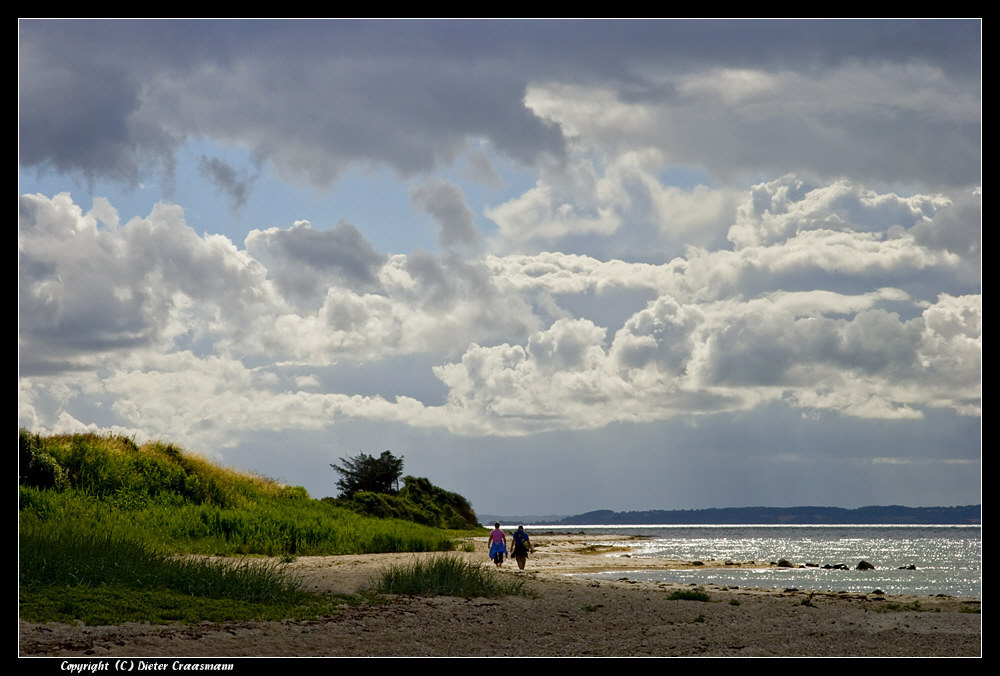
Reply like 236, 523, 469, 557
19, 534, 981, 657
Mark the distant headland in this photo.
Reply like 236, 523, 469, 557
485, 505, 981, 526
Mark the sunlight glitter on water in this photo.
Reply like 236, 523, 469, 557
543, 524, 981, 597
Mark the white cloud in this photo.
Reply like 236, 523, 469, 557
20, 172, 979, 447
728, 176, 951, 248
485, 150, 740, 259
426, 287, 979, 437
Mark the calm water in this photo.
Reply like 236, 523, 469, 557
531, 524, 981, 598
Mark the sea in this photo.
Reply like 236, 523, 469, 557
530, 524, 981, 598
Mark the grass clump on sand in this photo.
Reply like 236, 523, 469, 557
370, 555, 535, 598
667, 589, 711, 602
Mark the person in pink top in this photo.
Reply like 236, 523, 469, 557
487, 522, 508, 567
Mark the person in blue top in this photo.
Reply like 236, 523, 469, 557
511, 525, 534, 570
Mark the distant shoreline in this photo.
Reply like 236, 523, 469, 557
484, 504, 981, 527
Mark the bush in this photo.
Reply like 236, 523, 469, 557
19, 429, 69, 490
332, 475, 480, 530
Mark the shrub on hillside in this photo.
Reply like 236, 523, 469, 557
327, 475, 479, 530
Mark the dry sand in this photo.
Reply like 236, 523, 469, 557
19, 534, 981, 658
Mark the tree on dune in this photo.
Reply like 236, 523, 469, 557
330, 450, 404, 498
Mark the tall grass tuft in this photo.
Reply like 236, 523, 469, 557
370, 555, 534, 598
19, 520, 305, 603
18, 519, 338, 624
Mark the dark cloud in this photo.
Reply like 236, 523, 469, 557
244, 220, 386, 302
17, 39, 175, 185
19, 20, 980, 193
703, 309, 916, 387
410, 179, 480, 249
911, 189, 982, 261
197, 155, 260, 212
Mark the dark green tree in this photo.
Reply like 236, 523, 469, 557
330, 450, 404, 498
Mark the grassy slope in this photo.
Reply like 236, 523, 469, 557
18, 430, 484, 624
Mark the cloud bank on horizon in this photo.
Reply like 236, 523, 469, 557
18, 20, 981, 514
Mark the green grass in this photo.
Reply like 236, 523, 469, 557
17, 523, 358, 624
18, 430, 487, 625
877, 599, 941, 613
20, 522, 299, 599
369, 555, 535, 598
667, 589, 711, 602
19, 585, 352, 625
18, 430, 466, 557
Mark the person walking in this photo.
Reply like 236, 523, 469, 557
487, 522, 508, 567
511, 525, 534, 570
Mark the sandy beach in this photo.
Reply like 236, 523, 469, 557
19, 534, 981, 658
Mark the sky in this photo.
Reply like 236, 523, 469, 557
18, 19, 981, 517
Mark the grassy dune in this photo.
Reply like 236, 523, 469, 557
18, 430, 483, 624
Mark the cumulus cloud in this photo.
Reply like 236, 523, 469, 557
486, 150, 741, 260
18, 192, 277, 375
245, 220, 386, 303
18, 173, 981, 461
18, 193, 543, 373
428, 290, 980, 437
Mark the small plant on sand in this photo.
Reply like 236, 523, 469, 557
667, 589, 711, 602
879, 599, 938, 613
369, 555, 535, 598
